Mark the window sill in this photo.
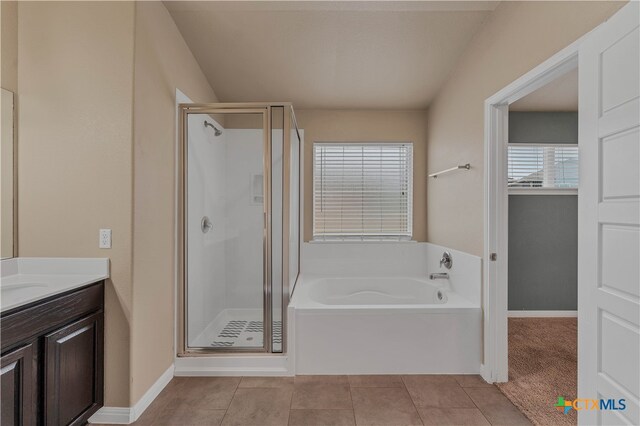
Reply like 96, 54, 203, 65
309, 239, 417, 244
508, 188, 578, 195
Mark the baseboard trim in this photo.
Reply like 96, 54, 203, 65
87, 407, 133, 424
174, 354, 292, 377
174, 366, 291, 376
479, 363, 492, 384
131, 364, 174, 421
508, 310, 578, 318
89, 364, 174, 424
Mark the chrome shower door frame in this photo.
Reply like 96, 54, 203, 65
177, 103, 297, 356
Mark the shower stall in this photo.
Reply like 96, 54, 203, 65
177, 103, 301, 354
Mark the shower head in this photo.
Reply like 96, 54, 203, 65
204, 120, 222, 136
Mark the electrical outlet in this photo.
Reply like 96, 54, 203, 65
99, 229, 112, 249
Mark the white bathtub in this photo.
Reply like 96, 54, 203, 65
291, 273, 482, 374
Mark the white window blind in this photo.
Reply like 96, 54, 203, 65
507, 144, 579, 189
313, 143, 413, 240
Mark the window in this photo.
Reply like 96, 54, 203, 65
507, 144, 578, 191
313, 143, 413, 241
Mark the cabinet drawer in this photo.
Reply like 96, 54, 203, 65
44, 312, 104, 426
1, 283, 103, 352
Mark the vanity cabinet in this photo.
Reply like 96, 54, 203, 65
1, 281, 104, 426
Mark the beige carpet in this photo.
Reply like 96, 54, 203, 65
496, 317, 577, 426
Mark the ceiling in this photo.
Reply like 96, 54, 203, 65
510, 68, 578, 112
165, 1, 498, 109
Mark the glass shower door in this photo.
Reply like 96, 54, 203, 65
184, 109, 268, 351
179, 103, 300, 355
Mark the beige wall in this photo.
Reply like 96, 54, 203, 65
130, 2, 218, 403
1, 0, 18, 93
17, 1, 220, 407
296, 109, 428, 242
1, 1, 19, 259
16, 0, 219, 407
1, 89, 14, 258
17, 2, 135, 406
426, 1, 625, 256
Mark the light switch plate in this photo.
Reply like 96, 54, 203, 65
99, 229, 112, 249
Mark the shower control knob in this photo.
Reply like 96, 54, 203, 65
440, 251, 453, 269
201, 216, 213, 234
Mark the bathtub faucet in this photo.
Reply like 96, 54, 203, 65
429, 273, 449, 280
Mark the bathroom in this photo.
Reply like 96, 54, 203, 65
1, 2, 638, 426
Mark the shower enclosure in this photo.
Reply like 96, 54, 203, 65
178, 103, 301, 354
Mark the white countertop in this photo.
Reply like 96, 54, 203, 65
0, 258, 110, 312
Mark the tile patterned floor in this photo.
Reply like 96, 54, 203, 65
98, 375, 532, 426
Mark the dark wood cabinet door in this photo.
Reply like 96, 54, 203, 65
43, 313, 104, 426
1, 342, 36, 426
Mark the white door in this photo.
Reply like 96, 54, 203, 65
578, 2, 639, 425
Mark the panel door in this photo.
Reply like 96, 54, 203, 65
1, 342, 36, 426
44, 313, 104, 426
578, 2, 640, 425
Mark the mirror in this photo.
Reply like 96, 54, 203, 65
1, 88, 15, 258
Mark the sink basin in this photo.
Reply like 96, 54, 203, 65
0, 257, 110, 312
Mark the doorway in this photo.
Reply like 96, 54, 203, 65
497, 70, 579, 425
482, 41, 580, 385
483, 4, 639, 426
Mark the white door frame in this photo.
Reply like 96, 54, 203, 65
482, 37, 585, 383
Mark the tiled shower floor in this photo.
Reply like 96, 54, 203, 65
191, 309, 281, 349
